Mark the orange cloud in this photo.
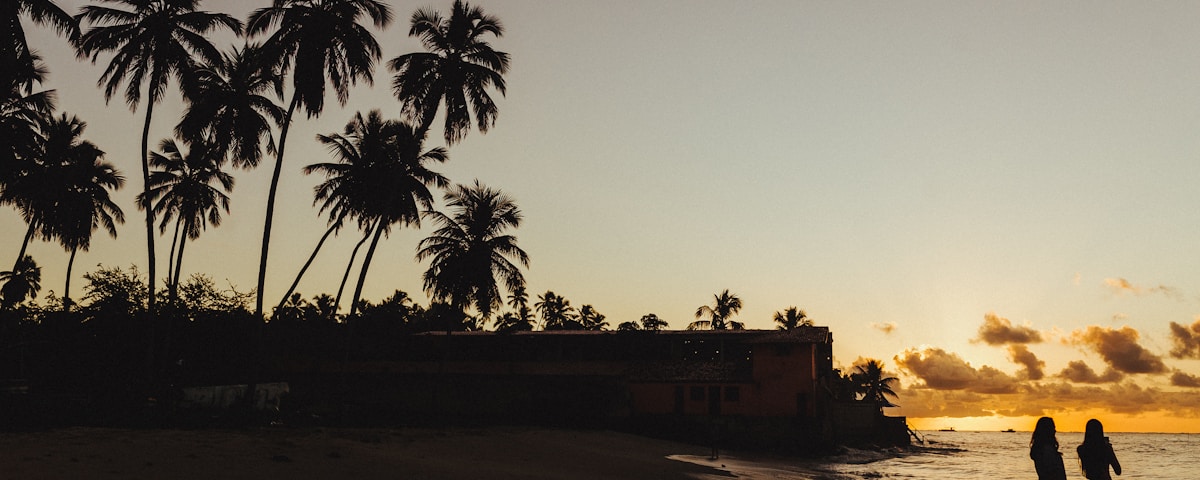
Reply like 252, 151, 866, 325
1008, 344, 1045, 380
1059, 360, 1123, 384
1171, 370, 1200, 388
895, 347, 1019, 393
1168, 318, 1200, 359
975, 312, 1042, 345
871, 322, 896, 334
1071, 325, 1167, 374
1104, 277, 1183, 300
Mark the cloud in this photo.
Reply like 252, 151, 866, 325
1008, 345, 1045, 380
871, 322, 896, 334
1059, 360, 1124, 384
895, 347, 1019, 394
1168, 318, 1200, 359
1104, 278, 1183, 300
1171, 370, 1200, 388
974, 313, 1043, 345
1071, 326, 1168, 374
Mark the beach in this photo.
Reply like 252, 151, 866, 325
0, 426, 772, 479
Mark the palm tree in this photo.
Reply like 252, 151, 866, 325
246, 0, 392, 319
176, 43, 283, 168
1, 0, 78, 96
76, 0, 242, 310
417, 180, 529, 324
536, 291, 578, 331
389, 0, 509, 144
1, 57, 54, 201
640, 313, 668, 331
852, 359, 900, 406
773, 306, 812, 330
578, 305, 607, 331
688, 289, 744, 330
0, 255, 40, 308
38, 113, 124, 310
308, 110, 447, 317
136, 139, 233, 303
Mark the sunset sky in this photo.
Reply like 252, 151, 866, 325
7, 1, 1200, 432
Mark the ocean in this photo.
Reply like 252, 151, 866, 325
674, 431, 1198, 479
822, 430, 1197, 479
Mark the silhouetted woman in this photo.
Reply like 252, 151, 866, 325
1077, 419, 1121, 479
1030, 417, 1067, 480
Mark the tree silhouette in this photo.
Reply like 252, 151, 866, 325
308, 110, 447, 317
1, 0, 78, 96
773, 306, 812, 330
176, 43, 283, 169
0, 255, 41, 308
852, 359, 899, 406
578, 305, 607, 331
246, 0, 392, 319
39, 113, 124, 310
76, 0, 241, 310
389, 0, 509, 144
688, 289, 744, 330
417, 181, 529, 324
136, 139, 232, 303
536, 291, 579, 331
0, 54, 54, 185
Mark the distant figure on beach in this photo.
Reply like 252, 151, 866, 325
708, 421, 721, 460
1029, 417, 1067, 480
1077, 419, 1122, 479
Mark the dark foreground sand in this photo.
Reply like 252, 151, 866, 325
0, 426, 769, 479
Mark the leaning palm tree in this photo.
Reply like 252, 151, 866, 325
176, 43, 284, 169
0, 255, 40, 308
389, 0, 509, 144
136, 139, 233, 303
417, 180, 529, 325
307, 110, 447, 317
38, 113, 124, 310
246, 0, 392, 319
1, 0, 78, 96
688, 289, 744, 330
852, 359, 900, 406
76, 0, 241, 311
773, 306, 812, 330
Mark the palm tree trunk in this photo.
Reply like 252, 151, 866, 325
166, 218, 181, 295
12, 222, 35, 271
331, 220, 375, 320
276, 220, 340, 312
63, 246, 77, 312
255, 94, 300, 319
172, 233, 187, 301
348, 221, 385, 317
140, 99, 157, 311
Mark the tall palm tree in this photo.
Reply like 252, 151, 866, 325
852, 359, 900, 406
246, 0, 392, 319
76, 0, 241, 310
389, 0, 509, 145
136, 139, 233, 303
176, 43, 283, 168
773, 306, 812, 330
1, 0, 78, 96
417, 180, 529, 324
38, 113, 124, 310
0, 255, 40, 308
308, 110, 447, 317
1, 56, 54, 199
688, 289, 744, 330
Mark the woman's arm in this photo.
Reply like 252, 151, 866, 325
1109, 444, 1121, 476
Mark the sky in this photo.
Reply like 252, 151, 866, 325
8, 0, 1200, 432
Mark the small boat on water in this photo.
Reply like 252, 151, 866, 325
938, 427, 956, 432
1002, 428, 1016, 432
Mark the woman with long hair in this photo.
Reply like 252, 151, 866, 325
1077, 419, 1122, 479
1030, 416, 1067, 480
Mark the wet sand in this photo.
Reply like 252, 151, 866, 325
0, 426, 757, 479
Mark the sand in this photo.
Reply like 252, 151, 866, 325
0, 426, 762, 479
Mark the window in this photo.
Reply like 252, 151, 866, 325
690, 386, 705, 401
724, 386, 740, 402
